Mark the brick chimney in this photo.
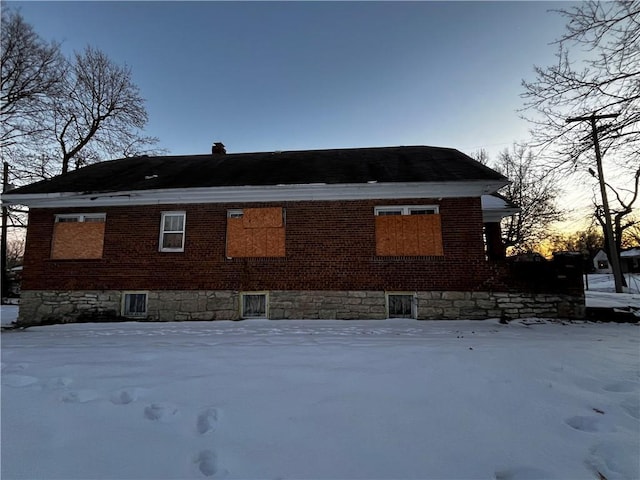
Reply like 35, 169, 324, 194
212, 142, 226, 155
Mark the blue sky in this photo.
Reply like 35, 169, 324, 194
9, 1, 572, 160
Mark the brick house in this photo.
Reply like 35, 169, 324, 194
2, 145, 584, 324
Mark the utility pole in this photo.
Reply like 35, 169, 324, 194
1, 162, 9, 301
566, 113, 624, 293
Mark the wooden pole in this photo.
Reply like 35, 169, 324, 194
566, 113, 624, 293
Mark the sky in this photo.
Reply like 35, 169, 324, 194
8, 1, 572, 158
8, 0, 610, 232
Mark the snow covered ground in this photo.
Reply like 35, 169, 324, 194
585, 274, 640, 311
2, 312, 638, 480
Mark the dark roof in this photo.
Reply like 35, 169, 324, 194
8, 146, 507, 195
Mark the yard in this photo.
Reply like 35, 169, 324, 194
1, 309, 638, 479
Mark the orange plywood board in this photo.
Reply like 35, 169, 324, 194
243, 207, 283, 229
400, 216, 420, 256
226, 217, 247, 257
247, 227, 268, 257
416, 215, 444, 256
375, 216, 399, 256
266, 227, 286, 257
51, 223, 105, 259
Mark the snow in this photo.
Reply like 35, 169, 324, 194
1, 304, 18, 326
2, 314, 639, 480
585, 274, 640, 311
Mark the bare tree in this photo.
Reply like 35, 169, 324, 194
2, 11, 160, 181
593, 166, 640, 253
550, 226, 604, 256
493, 145, 564, 254
471, 148, 490, 166
624, 218, 640, 246
1, 9, 64, 150
521, 1, 639, 176
51, 46, 158, 174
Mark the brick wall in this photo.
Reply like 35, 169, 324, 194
23, 197, 495, 292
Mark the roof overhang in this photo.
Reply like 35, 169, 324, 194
2, 180, 509, 208
481, 194, 520, 222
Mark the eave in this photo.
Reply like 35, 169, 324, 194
2, 180, 509, 208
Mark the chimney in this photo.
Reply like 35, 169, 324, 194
212, 142, 226, 155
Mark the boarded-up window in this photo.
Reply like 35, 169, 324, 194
51, 214, 106, 259
226, 207, 285, 257
375, 206, 443, 256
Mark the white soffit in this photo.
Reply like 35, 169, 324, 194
3, 180, 509, 208
481, 194, 520, 222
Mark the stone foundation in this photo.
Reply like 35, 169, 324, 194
17, 289, 585, 325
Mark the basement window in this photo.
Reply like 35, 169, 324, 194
241, 292, 268, 319
387, 293, 416, 319
122, 292, 148, 318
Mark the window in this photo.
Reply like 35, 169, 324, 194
226, 207, 285, 258
51, 213, 106, 259
387, 293, 416, 318
55, 213, 106, 223
122, 292, 148, 317
159, 212, 186, 252
241, 292, 268, 318
374, 205, 443, 256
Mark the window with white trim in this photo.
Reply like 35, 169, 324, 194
241, 292, 268, 318
55, 213, 106, 223
374, 205, 439, 216
122, 292, 148, 317
159, 211, 186, 252
374, 205, 443, 256
51, 213, 107, 259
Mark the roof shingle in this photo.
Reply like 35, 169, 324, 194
8, 145, 507, 195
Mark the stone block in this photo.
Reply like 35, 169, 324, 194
442, 292, 466, 300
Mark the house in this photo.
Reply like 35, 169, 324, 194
1, 145, 585, 324
621, 248, 640, 273
593, 249, 612, 274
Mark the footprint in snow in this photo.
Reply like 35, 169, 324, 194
195, 450, 218, 477
110, 389, 138, 405
61, 390, 99, 403
144, 402, 179, 421
197, 407, 219, 434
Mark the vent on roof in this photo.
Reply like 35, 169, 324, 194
212, 142, 226, 155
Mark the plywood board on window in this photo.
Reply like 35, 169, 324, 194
266, 227, 286, 257
226, 217, 246, 257
51, 223, 105, 259
247, 227, 268, 257
400, 216, 420, 256
375, 216, 399, 256
243, 207, 283, 229
416, 214, 444, 256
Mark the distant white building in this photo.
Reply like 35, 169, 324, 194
593, 249, 612, 274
